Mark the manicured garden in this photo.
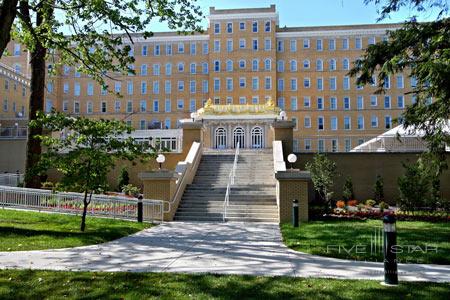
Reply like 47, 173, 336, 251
281, 219, 450, 264
0, 209, 151, 251
0, 270, 449, 300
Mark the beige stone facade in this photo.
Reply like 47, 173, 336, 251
0, 5, 412, 153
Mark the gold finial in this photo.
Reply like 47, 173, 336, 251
204, 98, 213, 108
265, 97, 275, 108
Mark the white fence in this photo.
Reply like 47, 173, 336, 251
0, 173, 24, 187
0, 185, 164, 223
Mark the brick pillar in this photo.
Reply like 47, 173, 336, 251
271, 120, 295, 157
275, 171, 311, 223
139, 170, 178, 221
180, 121, 203, 156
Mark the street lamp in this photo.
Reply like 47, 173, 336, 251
190, 112, 198, 122
15, 123, 19, 137
156, 154, 166, 170
287, 153, 297, 169
280, 111, 287, 120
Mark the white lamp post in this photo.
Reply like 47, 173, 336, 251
156, 154, 166, 170
280, 111, 287, 121
287, 153, 297, 170
190, 112, 197, 122
15, 122, 19, 137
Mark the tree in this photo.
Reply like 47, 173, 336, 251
117, 167, 130, 191
342, 176, 355, 201
32, 111, 154, 231
0, 1, 203, 188
398, 159, 430, 212
351, 0, 450, 168
373, 175, 385, 203
305, 154, 337, 208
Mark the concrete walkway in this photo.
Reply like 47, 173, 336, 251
0, 222, 449, 282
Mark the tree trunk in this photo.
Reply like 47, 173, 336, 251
80, 190, 89, 232
0, 0, 19, 58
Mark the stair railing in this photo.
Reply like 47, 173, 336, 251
223, 142, 239, 222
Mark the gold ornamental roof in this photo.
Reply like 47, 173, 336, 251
197, 98, 281, 116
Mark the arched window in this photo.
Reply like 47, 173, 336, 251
277, 60, 285, 72
214, 127, 227, 149
252, 59, 259, 71
316, 59, 323, 71
264, 58, 271, 71
239, 59, 246, 69
329, 59, 336, 71
290, 60, 297, 72
165, 63, 172, 75
251, 126, 264, 149
178, 62, 184, 72
303, 59, 310, 69
343, 58, 350, 70
214, 60, 220, 72
202, 62, 208, 74
233, 127, 245, 149
190, 62, 196, 74
226, 60, 233, 72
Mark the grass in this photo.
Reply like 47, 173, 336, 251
0, 270, 449, 300
0, 209, 151, 251
281, 220, 450, 264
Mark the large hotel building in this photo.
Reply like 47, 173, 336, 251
1, 5, 411, 153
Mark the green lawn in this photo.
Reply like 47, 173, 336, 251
0, 270, 448, 300
0, 209, 151, 251
281, 220, 450, 264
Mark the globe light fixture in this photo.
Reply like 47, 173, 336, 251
156, 154, 166, 170
190, 112, 197, 122
280, 111, 287, 120
287, 153, 297, 169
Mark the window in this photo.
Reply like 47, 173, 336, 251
74, 82, 81, 96
305, 139, 312, 150
239, 22, 245, 30
165, 80, 171, 94
252, 96, 259, 104
329, 39, 336, 50
291, 97, 298, 111
63, 65, 70, 75
214, 40, 220, 52
331, 117, 338, 130
252, 59, 259, 71
140, 64, 148, 76
153, 100, 159, 112
357, 96, 364, 110
214, 78, 220, 92
370, 95, 377, 106
154, 44, 161, 56
214, 60, 220, 72
73, 101, 80, 114
214, 23, 220, 34
384, 76, 391, 89
178, 42, 184, 54
141, 81, 147, 94
127, 81, 134, 95
292, 118, 298, 131
178, 62, 184, 72
62, 100, 69, 112
291, 78, 298, 91
87, 83, 94, 96
385, 115, 392, 129
317, 77, 323, 90
239, 77, 246, 88
384, 96, 391, 108
410, 76, 418, 87
202, 80, 208, 93
344, 116, 351, 130
343, 58, 350, 70
343, 76, 350, 90
239, 39, 246, 49
63, 82, 69, 94
165, 99, 171, 112
13, 44, 21, 56
304, 116, 311, 128
330, 97, 337, 110
397, 95, 404, 108
3, 99, 9, 112
318, 140, 325, 152
272, 76, 282, 90
153, 64, 160, 76
264, 77, 272, 90
252, 39, 258, 50
189, 99, 196, 112
164, 118, 171, 129
303, 77, 310, 88
303, 38, 310, 49
177, 99, 184, 110
342, 38, 349, 50
252, 21, 258, 32
166, 44, 173, 55
139, 100, 147, 112
290, 60, 297, 72
226, 97, 233, 104
329, 59, 336, 71
226, 60, 233, 72
277, 97, 285, 109
396, 75, 404, 89
178, 80, 184, 91
142, 45, 148, 56
115, 101, 121, 112
355, 37, 362, 49
318, 116, 324, 130
264, 38, 271, 51
239, 97, 246, 104
153, 81, 160, 94
226, 78, 233, 91
138, 120, 146, 130
357, 115, 364, 129
371, 115, 378, 128
317, 97, 324, 110
252, 77, 259, 91
202, 42, 209, 54
126, 101, 133, 113
344, 97, 351, 110
277, 40, 284, 52
304, 96, 311, 108
290, 39, 297, 52
226, 22, 232, 33
316, 39, 323, 51
165, 63, 172, 75
190, 63, 196, 74
303, 59, 310, 69
330, 77, 337, 90
368, 37, 376, 45
265, 21, 271, 32
277, 60, 285, 72
316, 59, 323, 71
264, 58, 271, 71
227, 39, 233, 52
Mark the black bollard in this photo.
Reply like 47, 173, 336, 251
383, 214, 398, 285
137, 195, 143, 223
292, 199, 299, 227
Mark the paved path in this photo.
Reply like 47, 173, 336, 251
0, 222, 449, 282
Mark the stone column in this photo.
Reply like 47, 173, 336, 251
180, 121, 203, 156
271, 120, 295, 158
275, 170, 311, 223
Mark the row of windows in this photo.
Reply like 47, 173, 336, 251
276, 36, 387, 52
3, 79, 27, 96
294, 138, 370, 153
1, 99, 26, 115
213, 20, 272, 34
295, 115, 396, 131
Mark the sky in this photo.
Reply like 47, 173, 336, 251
148, 0, 443, 32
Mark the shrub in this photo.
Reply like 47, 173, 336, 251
336, 200, 345, 208
398, 160, 429, 212
305, 154, 337, 208
379, 201, 389, 209
117, 167, 130, 191
373, 175, 385, 203
122, 184, 140, 197
347, 200, 358, 207
357, 203, 366, 211
365, 199, 376, 207
41, 181, 54, 189
342, 176, 354, 202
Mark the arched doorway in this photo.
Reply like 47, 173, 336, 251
214, 127, 227, 149
251, 126, 264, 149
233, 127, 245, 149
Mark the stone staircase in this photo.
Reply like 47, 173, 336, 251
174, 150, 278, 222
